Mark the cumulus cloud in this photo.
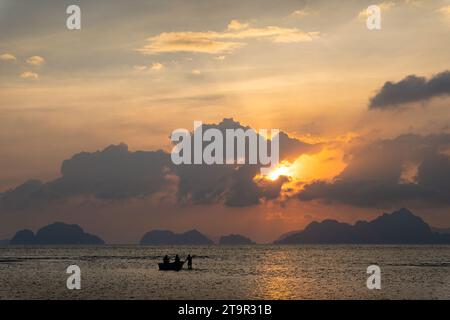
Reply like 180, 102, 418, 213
297, 134, 450, 207
172, 118, 318, 207
0, 144, 172, 210
8, 121, 450, 212
138, 20, 319, 55
58, 144, 171, 199
227, 20, 249, 31
150, 62, 164, 71
278, 131, 321, 162
26, 55, 45, 66
369, 71, 450, 109
0, 119, 319, 210
20, 71, 39, 80
0, 53, 17, 61
212, 166, 264, 207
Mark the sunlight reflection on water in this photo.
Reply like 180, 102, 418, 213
0, 245, 449, 299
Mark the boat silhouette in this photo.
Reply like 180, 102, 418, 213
158, 260, 184, 271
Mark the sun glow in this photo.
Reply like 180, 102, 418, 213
262, 147, 346, 183
267, 162, 295, 181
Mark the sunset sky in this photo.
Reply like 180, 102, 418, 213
1, 0, 450, 243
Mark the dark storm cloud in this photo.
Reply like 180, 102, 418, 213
0, 119, 318, 210
0, 144, 172, 210
173, 118, 318, 207
58, 143, 171, 198
224, 165, 261, 207
297, 134, 450, 207
278, 131, 321, 162
417, 152, 450, 193
369, 71, 450, 109
298, 180, 440, 207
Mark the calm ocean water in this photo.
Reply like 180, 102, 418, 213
0, 245, 449, 300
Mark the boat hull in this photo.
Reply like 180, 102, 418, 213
158, 261, 184, 271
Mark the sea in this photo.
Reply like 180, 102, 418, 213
0, 245, 449, 300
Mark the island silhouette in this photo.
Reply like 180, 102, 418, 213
219, 234, 255, 245
140, 229, 213, 245
4, 208, 450, 245
275, 208, 450, 244
9, 222, 104, 245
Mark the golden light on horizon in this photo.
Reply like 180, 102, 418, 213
267, 162, 296, 181
264, 147, 346, 182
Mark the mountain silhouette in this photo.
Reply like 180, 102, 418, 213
276, 229, 302, 242
140, 229, 213, 245
9, 222, 104, 245
275, 208, 450, 244
219, 234, 255, 245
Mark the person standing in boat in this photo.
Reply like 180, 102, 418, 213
186, 254, 192, 270
174, 254, 181, 264
163, 255, 170, 264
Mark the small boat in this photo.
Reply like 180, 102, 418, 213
158, 261, 184, 271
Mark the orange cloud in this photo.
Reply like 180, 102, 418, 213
0, 53, 17, 61
26, 55, 45, 66
138, 20, 320, 54
20, 71, 39, 80
150, 62, 164, 71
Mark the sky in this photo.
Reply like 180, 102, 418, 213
1, 0, 450, 243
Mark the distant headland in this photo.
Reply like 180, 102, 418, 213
275, 208, 450, 244
9, 222, 104, 245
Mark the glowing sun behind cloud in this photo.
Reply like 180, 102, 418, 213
263, 147, 346, 186
267, 162, 296, 181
